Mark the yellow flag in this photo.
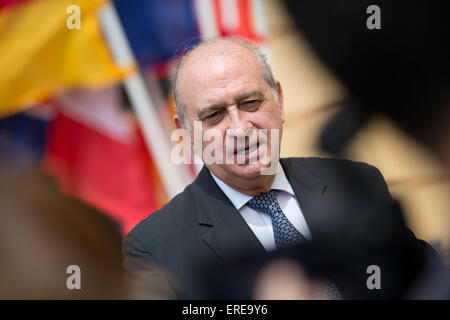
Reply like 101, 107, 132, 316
0, 0, 135, 116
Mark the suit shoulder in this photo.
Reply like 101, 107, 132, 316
282, 156, 390, 200
125, 184, 197, 242
283, 156, 380, 177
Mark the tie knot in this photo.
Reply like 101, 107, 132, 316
246, 189, 280, 216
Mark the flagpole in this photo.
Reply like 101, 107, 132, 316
98, 2, 190, 198
250, 0, 271, 63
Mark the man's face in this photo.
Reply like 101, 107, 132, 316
178, 43, 285, 184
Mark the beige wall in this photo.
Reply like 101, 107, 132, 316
264, 0, 450, 246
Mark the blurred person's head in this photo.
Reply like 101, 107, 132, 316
172, 38, 284, 195
279, 0, 450, 299
282, 0, 450, 168
0, 165, 124, 299
253, 258, 330, 300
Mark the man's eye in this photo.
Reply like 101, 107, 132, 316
205, 112, 218, 119
241, 100, 260, 111
203, 110, 224, 123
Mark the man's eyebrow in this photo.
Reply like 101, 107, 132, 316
235, 90, 265, 101
197, 103, 227, 119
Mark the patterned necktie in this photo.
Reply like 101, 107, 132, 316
247, 189, 341, 300
246, 189, 307, 249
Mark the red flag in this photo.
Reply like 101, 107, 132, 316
194, 0, 267, 41
0, 0, 33, 11
42, 88, 166, 235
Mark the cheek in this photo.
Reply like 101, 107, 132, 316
252, 108, 283, 129
201, 128, 227, 150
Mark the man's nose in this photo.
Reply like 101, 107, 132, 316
226, 107, 252, 137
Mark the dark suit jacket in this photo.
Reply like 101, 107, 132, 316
122, 157, 438, 299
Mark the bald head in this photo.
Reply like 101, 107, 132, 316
173, 38, 277, 126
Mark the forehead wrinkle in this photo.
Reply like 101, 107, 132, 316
180, 41, 262, 87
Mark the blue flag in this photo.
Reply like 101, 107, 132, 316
114, 0, 199, 68
0, 113, 49, 172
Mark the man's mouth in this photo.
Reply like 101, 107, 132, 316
234, 142, 259, 155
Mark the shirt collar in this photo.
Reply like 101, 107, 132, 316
210, 162, 295, 210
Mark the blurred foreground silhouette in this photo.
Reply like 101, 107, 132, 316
0, 163, 124, 299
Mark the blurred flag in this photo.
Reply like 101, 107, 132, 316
113, 0, 267, 70
193, 0, 267, 41
113, 0, 199, 69
0, 0, 135, 117
42, 87, 167, 235
0, 111, 49, 172
0, 0, 33, 10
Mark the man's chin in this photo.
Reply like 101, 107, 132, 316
206, 157, 277, 182
230, 161, 269, 178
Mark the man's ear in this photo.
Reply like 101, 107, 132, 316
276, 81, 285, 123
174, 114, 194, 150
174, 114, 185, 130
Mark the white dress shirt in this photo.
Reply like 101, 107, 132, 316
210, 163, 312, 252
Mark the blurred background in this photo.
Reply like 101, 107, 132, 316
0, 0, 448, 298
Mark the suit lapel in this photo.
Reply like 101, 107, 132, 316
192, 166, 266, 260
280, 158, 333, 238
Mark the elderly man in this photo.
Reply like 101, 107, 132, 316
122, 38, 434, 299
